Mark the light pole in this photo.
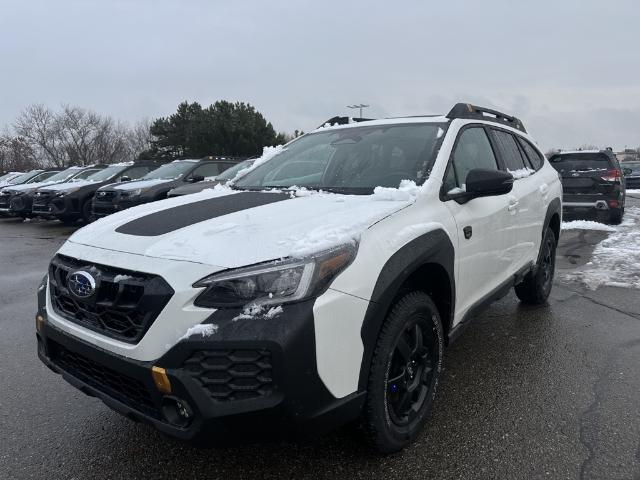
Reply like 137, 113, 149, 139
347, 104, 370, 118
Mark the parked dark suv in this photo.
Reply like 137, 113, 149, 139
31, 165, 107, 220
622, 161, 640, 190
34, 161, 162, 223
549, 149, 626, 224
92, 159, 241, 218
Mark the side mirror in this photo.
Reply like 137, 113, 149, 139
447, 168, 513, 203
466, 169, 514, 196
119, 176, 131, 182
188, 175, 205, 183
622, 168, 632, 176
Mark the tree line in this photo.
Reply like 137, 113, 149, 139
1, 100, 295, 173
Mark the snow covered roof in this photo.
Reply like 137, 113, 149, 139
314, 115, 449, 133
556, 150, 603, 155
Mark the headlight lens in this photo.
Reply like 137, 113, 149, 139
193, 243, 357, 308
121, 188, 143, 197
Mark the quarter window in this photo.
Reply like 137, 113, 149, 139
446, 127, 499, 190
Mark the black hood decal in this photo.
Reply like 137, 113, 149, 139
115, 192, 290, 236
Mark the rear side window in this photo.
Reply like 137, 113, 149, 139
444, 127, 499, 191
517, 138, 545, 170
548, 152, 612, 173
491, 129, 528, 172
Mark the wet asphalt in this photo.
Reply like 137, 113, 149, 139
0, 200, 639, 480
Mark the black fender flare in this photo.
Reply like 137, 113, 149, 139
542, 197, 561, 241
357, 229, 455, 390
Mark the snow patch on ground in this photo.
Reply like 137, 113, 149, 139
563, 206, 640, 290
179, 323, 218, 341
627, 189, 640, 195
561, 220, 616, 232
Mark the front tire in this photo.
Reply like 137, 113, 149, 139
363, 291, 444, 453
514, 227, 557, 304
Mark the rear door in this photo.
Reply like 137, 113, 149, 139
489, 128, 543, 273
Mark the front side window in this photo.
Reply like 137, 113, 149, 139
445, 127, 499, 191
72, 169, 101, 180
85, 165, 128, 182
234, 123, 446, 193
120, 166, 150, 180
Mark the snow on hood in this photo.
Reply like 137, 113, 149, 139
110, 178, 174, 191
3, 179, 67, 192
67, 184, 418, 268
39, 180, 98, 192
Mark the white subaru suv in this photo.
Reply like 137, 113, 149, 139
36, 104, 562, 452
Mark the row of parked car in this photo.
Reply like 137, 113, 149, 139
0, 157, 254, 224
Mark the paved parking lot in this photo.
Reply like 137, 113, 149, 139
1, 202, 639, 480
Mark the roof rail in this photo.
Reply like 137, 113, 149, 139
446, 103, 527, 133
318, 116, 375, 128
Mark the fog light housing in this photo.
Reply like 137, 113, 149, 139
161, 396, 193, 427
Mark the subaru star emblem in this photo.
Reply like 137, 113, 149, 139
68, 271, 96, 299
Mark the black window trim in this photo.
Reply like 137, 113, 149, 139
514, 135, 546, 172
439, 123, 503, 202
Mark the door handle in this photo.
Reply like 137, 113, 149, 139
508, 201, 519, 211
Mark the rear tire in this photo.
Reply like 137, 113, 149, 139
362, 291, 444, 453
515, 227, 557, 304
608, 207, 623, 225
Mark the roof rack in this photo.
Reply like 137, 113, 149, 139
446, 103, 527, 133
318, 116, 375, 128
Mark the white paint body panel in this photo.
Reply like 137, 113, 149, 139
45, 116, 563, 399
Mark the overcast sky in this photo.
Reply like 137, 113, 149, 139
1, 0, 639, 150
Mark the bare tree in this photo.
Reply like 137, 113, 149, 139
125, 118, 153, 159
0, 133, 41, 172
13, 104, 139, 167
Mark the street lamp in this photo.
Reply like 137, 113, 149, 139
347, 104, 370, 118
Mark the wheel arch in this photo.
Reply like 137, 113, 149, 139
357, 229, 455, 391
543, 197, 561, 243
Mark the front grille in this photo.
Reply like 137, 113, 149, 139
48, 340, 160, 418
49, 255, 174, 343
0, 192, 10, 209
183, 349, 274, 401
95, 190, 118, 201
33, 191, 54, 205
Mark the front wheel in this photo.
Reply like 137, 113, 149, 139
362, 291, 444, 453
514, 227, 557, 304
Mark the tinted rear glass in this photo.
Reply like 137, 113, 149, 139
549, 153, 613, 173
624, 162, 640, 173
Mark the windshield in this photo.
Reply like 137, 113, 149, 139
26, 170, 58, 183
85, 165, 128, 182
7, 170, 41, 184
141, 162, 195, 180
216, 159, 255, 181
234, 123, 446, 193
624, 162, 640, 174
41, 168, 82, 183
549, 153, 613, 173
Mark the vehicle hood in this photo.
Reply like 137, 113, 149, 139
5, 179, 66, 193
67, 187, 416, 268
39, 180, 99, 192
109, 178, 175, 191
169, 181, 219, 196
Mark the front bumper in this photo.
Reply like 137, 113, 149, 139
36, 294, 365, 443
92, 197, 142, 218
9, 194, 36, 217
49, 195, 81, 218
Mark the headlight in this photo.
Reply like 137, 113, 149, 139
55, 188, 80, 197
193, 243, 358, 308
121, 188, 143, 197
